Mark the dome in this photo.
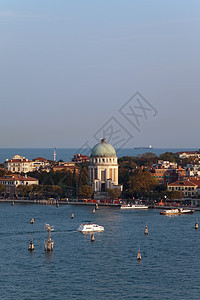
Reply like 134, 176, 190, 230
90, 138, 116, 157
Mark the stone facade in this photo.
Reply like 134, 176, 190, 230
88, 139, 122, 198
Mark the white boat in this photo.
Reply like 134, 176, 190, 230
77, 222, 104, 233
120, 204, 149, 209
160, 208, 194, 215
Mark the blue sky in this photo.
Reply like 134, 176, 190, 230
1, 0, 200, 148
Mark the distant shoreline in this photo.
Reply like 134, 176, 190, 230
0, 147, 198, 163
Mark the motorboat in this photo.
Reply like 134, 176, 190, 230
77, 222, 104, 233
160, 208, 194, 215
120, 204, 149, 209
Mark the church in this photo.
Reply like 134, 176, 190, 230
88, 138, 123, 199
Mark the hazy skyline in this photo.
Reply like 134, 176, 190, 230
1, 0, 200, 148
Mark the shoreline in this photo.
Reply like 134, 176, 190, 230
1, 199, 200, 210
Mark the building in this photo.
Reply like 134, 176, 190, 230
152, 166, 186, 185
53, 164, 79, 173
157, 160, 177, 169
88, 138, 123, 199
32, 157, 50, 170
188, 177, 200, 196
4, 155, 34, 173
152, 167, 166, 184
176, 151, 200, 159
185, 164, 200, 177
167, 180, 198, 198
72, 154, 89, 163
0, 174, 38, 198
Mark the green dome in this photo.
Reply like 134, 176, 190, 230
91, 139, 116, 157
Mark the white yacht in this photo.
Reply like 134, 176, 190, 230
120, 204, 149, 209
160, 208, 194, 215
77, 222, 104, 233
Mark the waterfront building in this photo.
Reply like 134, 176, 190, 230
4, 155, 34, 173
88, 138, 123, 199
167, 180, 198, 198
0, 174, 38, 197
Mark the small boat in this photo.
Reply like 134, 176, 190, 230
77, 222, 104, 233
120, 204, 149, 209
160, 208, 194, 215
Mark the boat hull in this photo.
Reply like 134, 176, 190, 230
77, 224, 104, 233
120, 205, 149, 209
160, 209, 194, 215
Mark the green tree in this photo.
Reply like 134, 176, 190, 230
138, 152, 157, 166
159, 152, 176, 162
17, 185, 29, 198
128, 169, 158, 197
107, 188, 122, 199
78, 165, 89, 187
0, 183, 5, 195
167, 190, 183, 200
78, 184, 93, 199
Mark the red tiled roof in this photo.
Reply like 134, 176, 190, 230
5, 159, 32, 163
33, 157, 48, 162
176, 151, 198, 155
168, 180, 197, 187
188, 178, 200, 188
0, 174, 38, 182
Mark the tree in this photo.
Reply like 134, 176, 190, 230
128, 169, 158, 197
138, 152, 157, 166
78, 185, 93, 199
78, 165, 89, 187
167, 190, 183, 200
0, 183, 5, 195
107, 188, 121, 199
159, 152, 176, 162
41, 185, 63, 198
17, 185, 29, 198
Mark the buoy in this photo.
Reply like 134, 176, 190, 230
144, 226, 148, 235
11, 201, 14, 206
91, 234, 95, 242
93, 208, 95, 214
195, 221, 198, 229
71, 213, 74, 219
31, 218, 34, 224
28, 240, 34, 251
137, 249, 141, 261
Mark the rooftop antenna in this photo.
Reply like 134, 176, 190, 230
53, 146, 57, 162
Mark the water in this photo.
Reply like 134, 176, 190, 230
0, 148, 197, 163
0, 203, 200, 299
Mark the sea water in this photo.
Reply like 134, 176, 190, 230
0, 203, 199, 299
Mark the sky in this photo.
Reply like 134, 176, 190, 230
0, 0, 200, 148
